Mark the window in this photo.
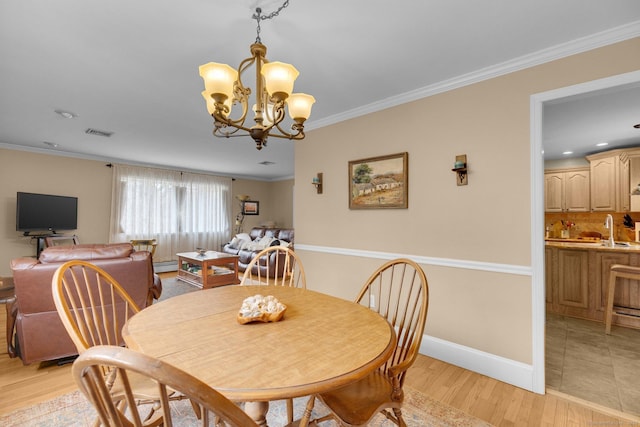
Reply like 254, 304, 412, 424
110, 165, 232, 262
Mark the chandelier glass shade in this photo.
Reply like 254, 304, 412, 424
199, 37, 315, 150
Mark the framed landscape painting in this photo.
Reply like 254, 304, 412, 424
349, 152, 408, 209
242, 200, 259, 215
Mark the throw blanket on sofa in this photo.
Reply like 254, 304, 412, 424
222, 227, 294, 275
228, 233, 291, 252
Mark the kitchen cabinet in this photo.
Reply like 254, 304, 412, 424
620, 154, 630, 211
586, 150, 630, 212
545, 242, 640, 329
544, 168, 590, 212
588, 155, 617, 211
557, 248, 589, 309
546, 247, 589, 316
629, 153, 640, 211
545, 246, 554, 304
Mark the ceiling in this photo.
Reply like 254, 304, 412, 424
543, 81, 640, 161
1, 1, 639, 180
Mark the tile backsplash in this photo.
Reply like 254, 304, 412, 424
545, 212, 640, 241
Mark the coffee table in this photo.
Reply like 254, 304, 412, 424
123, 285, 396, 426
176, 251, 239, 289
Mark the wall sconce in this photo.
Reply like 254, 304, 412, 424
312, 173, 323, 194
451, 154, 468, 186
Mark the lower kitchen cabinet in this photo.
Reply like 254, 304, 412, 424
546, 247, 589, 317
545, 244, 640, 329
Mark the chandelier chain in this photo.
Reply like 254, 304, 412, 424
253, 0, 290, 43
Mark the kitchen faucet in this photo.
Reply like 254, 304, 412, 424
605, 214, 615, 246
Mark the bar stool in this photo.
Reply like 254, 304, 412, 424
605, 264, 640, 334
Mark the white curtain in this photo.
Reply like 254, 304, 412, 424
109, 164, 232, 262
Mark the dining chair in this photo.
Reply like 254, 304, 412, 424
73, 345, 259, 427
306, 258, 429, 427
240, 245, 306, 288
52, 260, 143, 352
52, 260, 195, 426
240, 245, 306, 423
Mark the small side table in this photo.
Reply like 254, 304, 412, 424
0, 277, 17, 358
176, 251, 240, 289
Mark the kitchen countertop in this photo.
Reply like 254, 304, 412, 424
545, 239, 640, 252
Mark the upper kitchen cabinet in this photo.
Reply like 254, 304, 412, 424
629, 151, 640, 211
544, 168, 590, 212
586, 150, 630, 212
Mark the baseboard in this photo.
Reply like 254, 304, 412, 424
154, 261, 178, 273
420, 334, 535, 392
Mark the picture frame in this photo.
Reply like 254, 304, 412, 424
242, 200, 260, 215
349, 152, 408, 209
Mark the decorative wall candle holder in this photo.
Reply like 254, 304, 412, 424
451, 154, 468, 186
312, 173, 323, 194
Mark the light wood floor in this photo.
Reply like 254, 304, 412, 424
1, 276, 639, 425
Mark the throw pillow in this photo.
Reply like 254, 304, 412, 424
279, 240, 290, 248
239, 239, 253, 250
228, 237, 240, 249
270, 239, 280, 247
259, 235, 274, 247
236, 233, 251, 242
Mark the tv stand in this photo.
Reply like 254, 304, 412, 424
35, 236, 49, 259
26, 233, 71, 258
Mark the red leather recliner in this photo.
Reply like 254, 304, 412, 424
8, 243, 162, 365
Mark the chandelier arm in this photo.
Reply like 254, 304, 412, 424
265, 101, 303, 139
220, 95, 249, 128
260, 128, 304, 140
212, 119, 243, 138
214, 128, 255, 138
270, 102, 287, 129
273, 121, 303, 139
213, 113, 257, 135
212, 52, 257, 130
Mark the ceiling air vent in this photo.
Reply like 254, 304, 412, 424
85, 128, 113, 137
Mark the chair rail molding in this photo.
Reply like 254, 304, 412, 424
294, 244, 532, 277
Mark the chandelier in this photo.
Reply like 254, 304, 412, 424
199, 2, 315, 150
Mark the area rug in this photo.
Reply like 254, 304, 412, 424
0, 386, 491, 426
1, 278, 490, 426
157, 276, 200, 301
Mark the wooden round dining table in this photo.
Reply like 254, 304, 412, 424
122, 285, 396, 426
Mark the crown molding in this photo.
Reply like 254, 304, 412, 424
307, 20, 640, 131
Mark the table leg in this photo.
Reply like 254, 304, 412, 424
298, 396, 315, 427
244, 401, 269, 426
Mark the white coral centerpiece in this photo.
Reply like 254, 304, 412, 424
237, 294, 286, 324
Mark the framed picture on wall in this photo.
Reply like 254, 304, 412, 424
349, 152, 408, 209
242, 200, 259, 215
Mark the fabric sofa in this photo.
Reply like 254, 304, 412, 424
222, 227, 294, 277
8, 243, 162, 365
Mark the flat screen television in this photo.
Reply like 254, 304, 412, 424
16, 192, 78, 234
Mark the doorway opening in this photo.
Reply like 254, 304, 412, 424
532, 70, 640, 416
